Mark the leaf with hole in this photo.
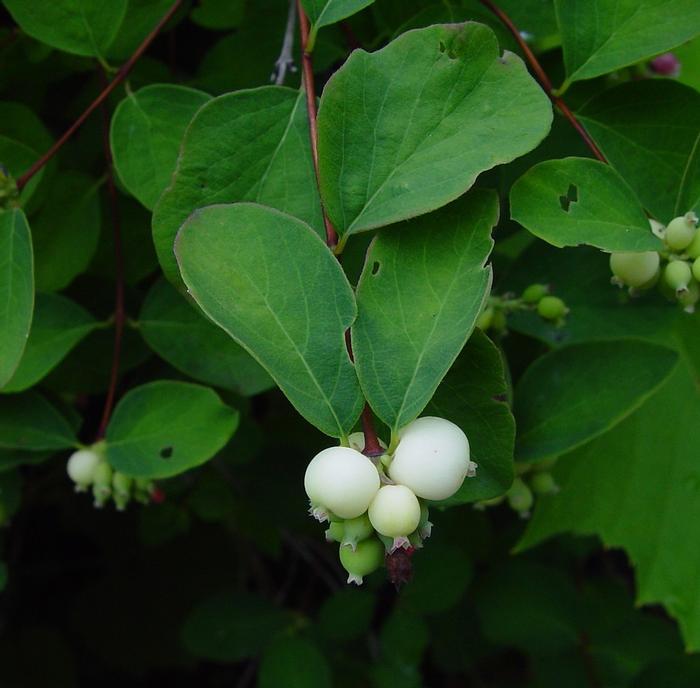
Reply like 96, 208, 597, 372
317, 22, 552, 239
105, 381, 238, 478
152, 87, 323, 287
110, 84, 211, 210
515, 340, 679, 463
0, 209, 34, 390
139, 279, 273, 396
510, 157, 662, 251
353, 190, 497, 431
175, 203, 364, 438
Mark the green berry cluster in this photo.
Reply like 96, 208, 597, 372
610, 212, 700, 312
66, 444, 158, 510
477, 284, 569, 334
304, 418, 474, 585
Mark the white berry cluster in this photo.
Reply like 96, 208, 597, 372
610, 212, 700, 312
66, 444, 157, 510
304, 416, 475, 585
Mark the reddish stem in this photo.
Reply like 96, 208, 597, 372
296, 0, 339, 250
360, 404, 384, 456
15, 0, 183, 191
95, 71, 126, 440
478, 0, 607, 163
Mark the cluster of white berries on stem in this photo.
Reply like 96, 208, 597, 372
304, 416, 475, 585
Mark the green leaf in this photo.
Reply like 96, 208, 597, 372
555, 0, 700, 87
0, 135, 44, 204
139, 279, 273, 396
259, 636, 333, 688
577, 81, 700, 220
2, 0, 128, 59
3, 293, 97, 393
175, 203, 364, 438
0, 448, 51, 473
317, 22, 552, 239
301, 0, 374, 50
152, 87, 323, 287
316, 589, 375, 642
32, 172, 101, 292
515, 340, 679, 463
105, 381, 237, 478
353, 190, 497, 431
190, 0, 246, 30
110, 84, 211, 210
426, 330, 515, 504
0, 101, 53, 153
510, 157, 662, 251
107, 0, 176, 59
181, 592, 294, 662
0, 209, 33, 389
0, 392, 76, 450
518, 333, 700, 650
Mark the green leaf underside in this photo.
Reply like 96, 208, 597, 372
353, 190, 497, 431
152, 87, 323, 287
302, 0, 374, 48
32, 171, 101, 292
2, 0, 128, 59
426, 329, 515, 504
139, 279, 274, 396
110, 84, 212, 210
0, 209, 34, 389
0, 392, 75, 450
518, 338, 700, 650
510, 157, 662, 251
182, 592, 294, 662
317, 22, 552, 238
105, 381, 238, 478
175, 203, 364, 438
556, 0, 700, 86
577, 80, 700, 219
3, 293, 97, 393
515, 339, 679, 463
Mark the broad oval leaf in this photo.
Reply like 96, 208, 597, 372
110, 84, 211, 210
353, 190, 497, 431
32, 171, 101, 292
259, 636, 333, 688
510, 157, 662, 251
515, 339, 679, 463
0, 135, 45, 205
556, 0, 700, 87
139, 279, 274, 396
577, 80, 700, 220
317, 22, 552, 239
105, 380, 238, 479
152, 87, 323, 286
106, 0, 175, 59
175, 203, 364, 438
3, 293, 97, 393
426, 330, 515, 504
2, 0, 128, 58
301, 0, 374, 50
0, 209, 33, 389
0, 392, 76, 450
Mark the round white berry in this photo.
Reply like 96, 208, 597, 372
304, 446, 380, 519
368, 484, 421, 537
609, 251, 660, 288
66, 449, 102, 490
388, 416, 470, 501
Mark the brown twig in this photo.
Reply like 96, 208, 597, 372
296, 0, 339, 250
15, 0, 183, 191
478, 0, 607, 163
95, 71, 126, 440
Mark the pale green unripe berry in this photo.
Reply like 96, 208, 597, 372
507, 478, 533, 516
66, 449, 102, 491
339, 537, 384, 585
530, 472, 558, 495
92, 461, 113, 508
687, 231, 700, 259
537, 296, 567, 320
609, 251, 660, 288
418, 503, 432, 540
665, 213, 698, 251
664, 260, 692, 293
388, 416, 470, 501
692, 257, 700, 282
112, 472, 133, 511
521, 283, 548, 304
341, 514, 374, 550
325, 521, 345, 543
476, 306, 494, 331
368, 485, 421, 538
304, 447, 380, 520
678, 280, 700, 313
